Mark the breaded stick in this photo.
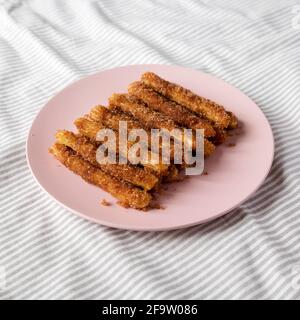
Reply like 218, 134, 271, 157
49, 143, 152, 210
203, 139, 215, 157
89, 106, 141, 133
163, 165, 182, 182
227, 111, 238, 129
74, 117, 169, 175
109, 93, 177, 131
109, 94, 215, 157
141, 72, 231, 129
89, 105, 177, 165
56, 130, 159, 191
74, 116, 104, 139
128, 81, 216, 138
88, 106, 167, 163
210, 128, 228, 145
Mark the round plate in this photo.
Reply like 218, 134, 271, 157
26, 64, 274, 231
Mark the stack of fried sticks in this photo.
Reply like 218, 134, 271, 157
50, 72, 238, 210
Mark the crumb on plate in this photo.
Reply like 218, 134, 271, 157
100, 199, 111, 206
227, 143, 236, 147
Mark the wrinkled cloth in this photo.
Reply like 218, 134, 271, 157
0, 0, 300, 299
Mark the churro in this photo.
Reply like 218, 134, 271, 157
227, 111, 238, 129
49, 143, 152, 210
74, 117, 169, 176
50, 71, 238, 211
163, 165, 182, 182
109, 93, 215, 157
89, 105, 141, 133
109, 93, 177, 131
210, 128, 228, 145
56, 130, 159, 190
141, 72, 231, 129
128, 81, 216, 137
74, 116, 103, 139
90, 105, 188, 167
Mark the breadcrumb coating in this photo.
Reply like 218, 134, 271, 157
74, 117, 169, 176
109, 93, 215, 157
109, 93, 177, 131
141, 72, 232, 129
209, 127, 228, 145
49, 143, 152, 210
56, 130, 159, 190
227, 111, 238, 129
128, 81, 216, 137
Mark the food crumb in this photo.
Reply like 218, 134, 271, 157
227, 143, 236, 147
203, 171, 209, 175
150, 202, 165, 210
100, 199, 111, 206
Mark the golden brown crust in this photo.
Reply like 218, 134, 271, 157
109, 93, 215, 157
209, 127, 228, 145
103, 102, 180, 163
109, 93, 177, 131
227, 111, 238, 129
74, 117, 104, 139
93, 99, 178, 165
74, 117, 169, 176
49, 143, 152, 210
141, 72, 231, 129
128, 81, 216, 137
163, 165, 183, 182
55, 130, 159, 191
203, 139, 216, 157
89, 105, 142, 132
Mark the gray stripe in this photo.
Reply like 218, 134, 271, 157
1, 0, 300, 300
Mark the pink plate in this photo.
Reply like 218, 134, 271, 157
26, 64, 274, 231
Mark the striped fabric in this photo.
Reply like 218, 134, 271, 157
0, 0, 300, 300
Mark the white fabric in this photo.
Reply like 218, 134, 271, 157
1, 0, 300, 299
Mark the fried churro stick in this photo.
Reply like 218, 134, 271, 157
163, 165, 182, 182
203, 139, 215, 157
89, 105, 178, 166
128, 81, 216, 137
210, 128, 228, 145
109, 93, 177, 131
74, 116, 103, 138
49, 143, 152, 210
74, 117, 169, 176
89, 105, 141, 132
109, 94, 189, 151
109, 94, 215, 157
141, 72, 231, 129
227, 111, 238, 129
88, 107, 168, 164
56, 130, 159, 191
